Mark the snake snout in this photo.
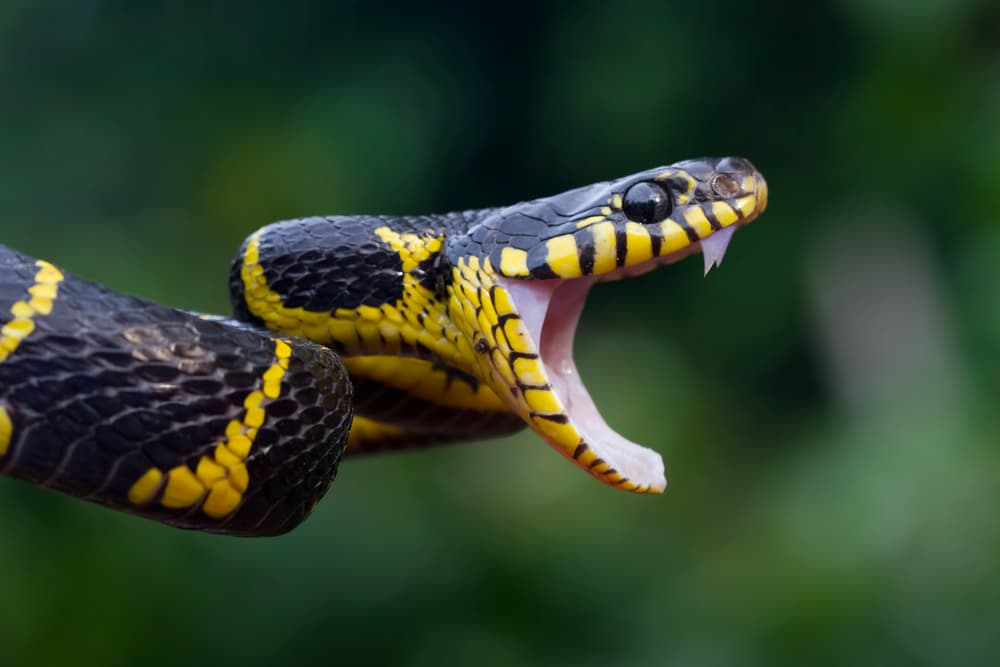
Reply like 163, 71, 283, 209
754, 171, 769, 214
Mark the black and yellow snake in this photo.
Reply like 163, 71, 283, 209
0, 157, 767, 535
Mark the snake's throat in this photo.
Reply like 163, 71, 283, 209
498, 277, 667, 491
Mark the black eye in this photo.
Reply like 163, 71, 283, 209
622, 181, 672, 224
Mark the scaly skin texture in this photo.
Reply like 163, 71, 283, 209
233, 156, 767, 492
230, 213, 527, 453
0, 245, 351, 536
0, 156, 767, 534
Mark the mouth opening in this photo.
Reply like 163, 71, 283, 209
500, 274, 666, 490
495, 223, 741, 492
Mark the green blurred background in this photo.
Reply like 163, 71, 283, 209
2, 2, 1000, 665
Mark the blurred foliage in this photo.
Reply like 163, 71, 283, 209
1, 1, 999, 665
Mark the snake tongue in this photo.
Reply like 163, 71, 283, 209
498, 277, 666, 492
701, 224, 737, 276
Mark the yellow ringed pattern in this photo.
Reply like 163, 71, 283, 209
127, 338, 293, 518
0, 260, 63, 459
0, 404, 11, 457
0, 260, 63, 363
447, 256, 655, 492
342, 356, 507, 411
240, 229, 472, 370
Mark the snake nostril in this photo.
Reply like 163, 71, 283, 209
711, 174, 741, 197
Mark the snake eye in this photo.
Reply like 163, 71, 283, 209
622, 181, 672, 224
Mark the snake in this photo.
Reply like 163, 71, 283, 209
0, 156, 767, 536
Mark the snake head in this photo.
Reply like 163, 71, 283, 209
447, 157, 768, 493
485, 155, 768, 281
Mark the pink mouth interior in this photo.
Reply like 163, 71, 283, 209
499, 276, 666, 488
496, 224, 739, 490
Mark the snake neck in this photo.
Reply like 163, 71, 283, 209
229, 210, 497, 375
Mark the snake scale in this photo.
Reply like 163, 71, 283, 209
0, 157, 767, 535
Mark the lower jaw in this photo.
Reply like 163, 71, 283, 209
490, 223, 743, 491
496, 275, 666, 491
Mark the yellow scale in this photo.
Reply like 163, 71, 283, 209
238, 225, 518, 456
0, 260, 65, 456
128, 338, 292, 518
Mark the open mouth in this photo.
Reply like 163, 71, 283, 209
496, 223, 741, 491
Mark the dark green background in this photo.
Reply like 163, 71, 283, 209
2, 2, 999, 665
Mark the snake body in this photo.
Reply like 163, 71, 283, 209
0, 157, 767, 535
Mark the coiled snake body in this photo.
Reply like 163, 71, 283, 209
0, 157, 767, 535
